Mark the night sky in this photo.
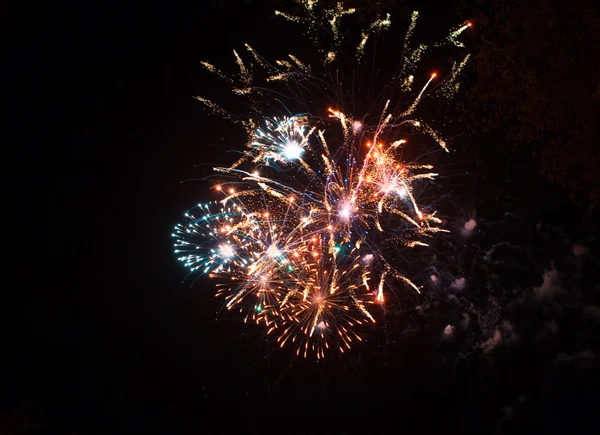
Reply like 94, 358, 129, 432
4, 0, 600, 433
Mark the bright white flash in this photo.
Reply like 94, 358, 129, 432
218, 244, 234, 257
381, 182, 396, 193
339, 203, 352, 220
266, 244, 280, 257
283, 141, 303, 160
396, 187, 407, 197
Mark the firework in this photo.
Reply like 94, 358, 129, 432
173, 1, 470, 358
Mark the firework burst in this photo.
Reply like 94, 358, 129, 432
173, 1, 471, 358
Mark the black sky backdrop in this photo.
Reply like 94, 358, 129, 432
4, 0, 600, 433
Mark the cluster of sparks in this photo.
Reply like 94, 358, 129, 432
173, 1, 471, 358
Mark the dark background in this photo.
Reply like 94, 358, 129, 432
4, 0, 599, 433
